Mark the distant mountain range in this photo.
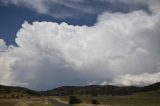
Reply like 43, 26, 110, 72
0, 82, 160, 97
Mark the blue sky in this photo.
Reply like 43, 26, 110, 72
0, 0, 160, 90
0, 4, 96, 45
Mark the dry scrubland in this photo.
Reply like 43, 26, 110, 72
59, 89, 160, 106
0, 97, 52, 106
0, 89, 160, 106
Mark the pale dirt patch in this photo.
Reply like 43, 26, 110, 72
50, 96, 68, 104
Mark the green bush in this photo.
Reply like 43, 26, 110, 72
91, 99, 99, 105
69, 96, 82, 104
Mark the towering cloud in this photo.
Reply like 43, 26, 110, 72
0, 0, 160, 90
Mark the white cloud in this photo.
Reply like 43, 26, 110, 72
0, 3, 160, 89
1, 0, 102, 18
0, 40, 19, 86
0, 39, 7, 52
101, 81, 108, 86
104, 0, 160, 13
111, 72, 160, 86
2, 0, 49, 14
1, 0, 158, 18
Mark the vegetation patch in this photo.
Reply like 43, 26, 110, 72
69, 96, 82, 104
91, 99, 99, 105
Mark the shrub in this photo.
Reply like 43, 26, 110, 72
69, 96, 82, 104
91, 99, 99, 105
91, 92, 98, 97
15, 95, 19, 99
11, 94, 15, 98
20, 94, 23, 98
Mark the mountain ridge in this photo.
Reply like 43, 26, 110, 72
0, 82, 160, 96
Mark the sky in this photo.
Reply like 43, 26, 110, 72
0, 0, 160, 90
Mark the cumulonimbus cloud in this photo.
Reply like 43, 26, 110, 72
0, 1, 160, 90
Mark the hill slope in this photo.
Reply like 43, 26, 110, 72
0, 82, 160, 96
42, 82, 160, 96
0, 85, 39, 98
139, 82, 160, 92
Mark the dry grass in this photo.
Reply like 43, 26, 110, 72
0, 97, 52, 106
50, 96, 68, 104
57, 89, 160, 106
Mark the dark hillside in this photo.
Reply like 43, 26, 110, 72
0, 85, 39, 96
42, 85, 139, 96
138, 82, 160, 92
1, 82, 160, 97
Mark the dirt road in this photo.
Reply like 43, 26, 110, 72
48, 98, 71, 106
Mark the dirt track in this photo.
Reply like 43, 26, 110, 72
48, 98, 71, 106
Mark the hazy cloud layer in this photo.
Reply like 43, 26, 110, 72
0, 1, 160, 90
1, 0, 151, 18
